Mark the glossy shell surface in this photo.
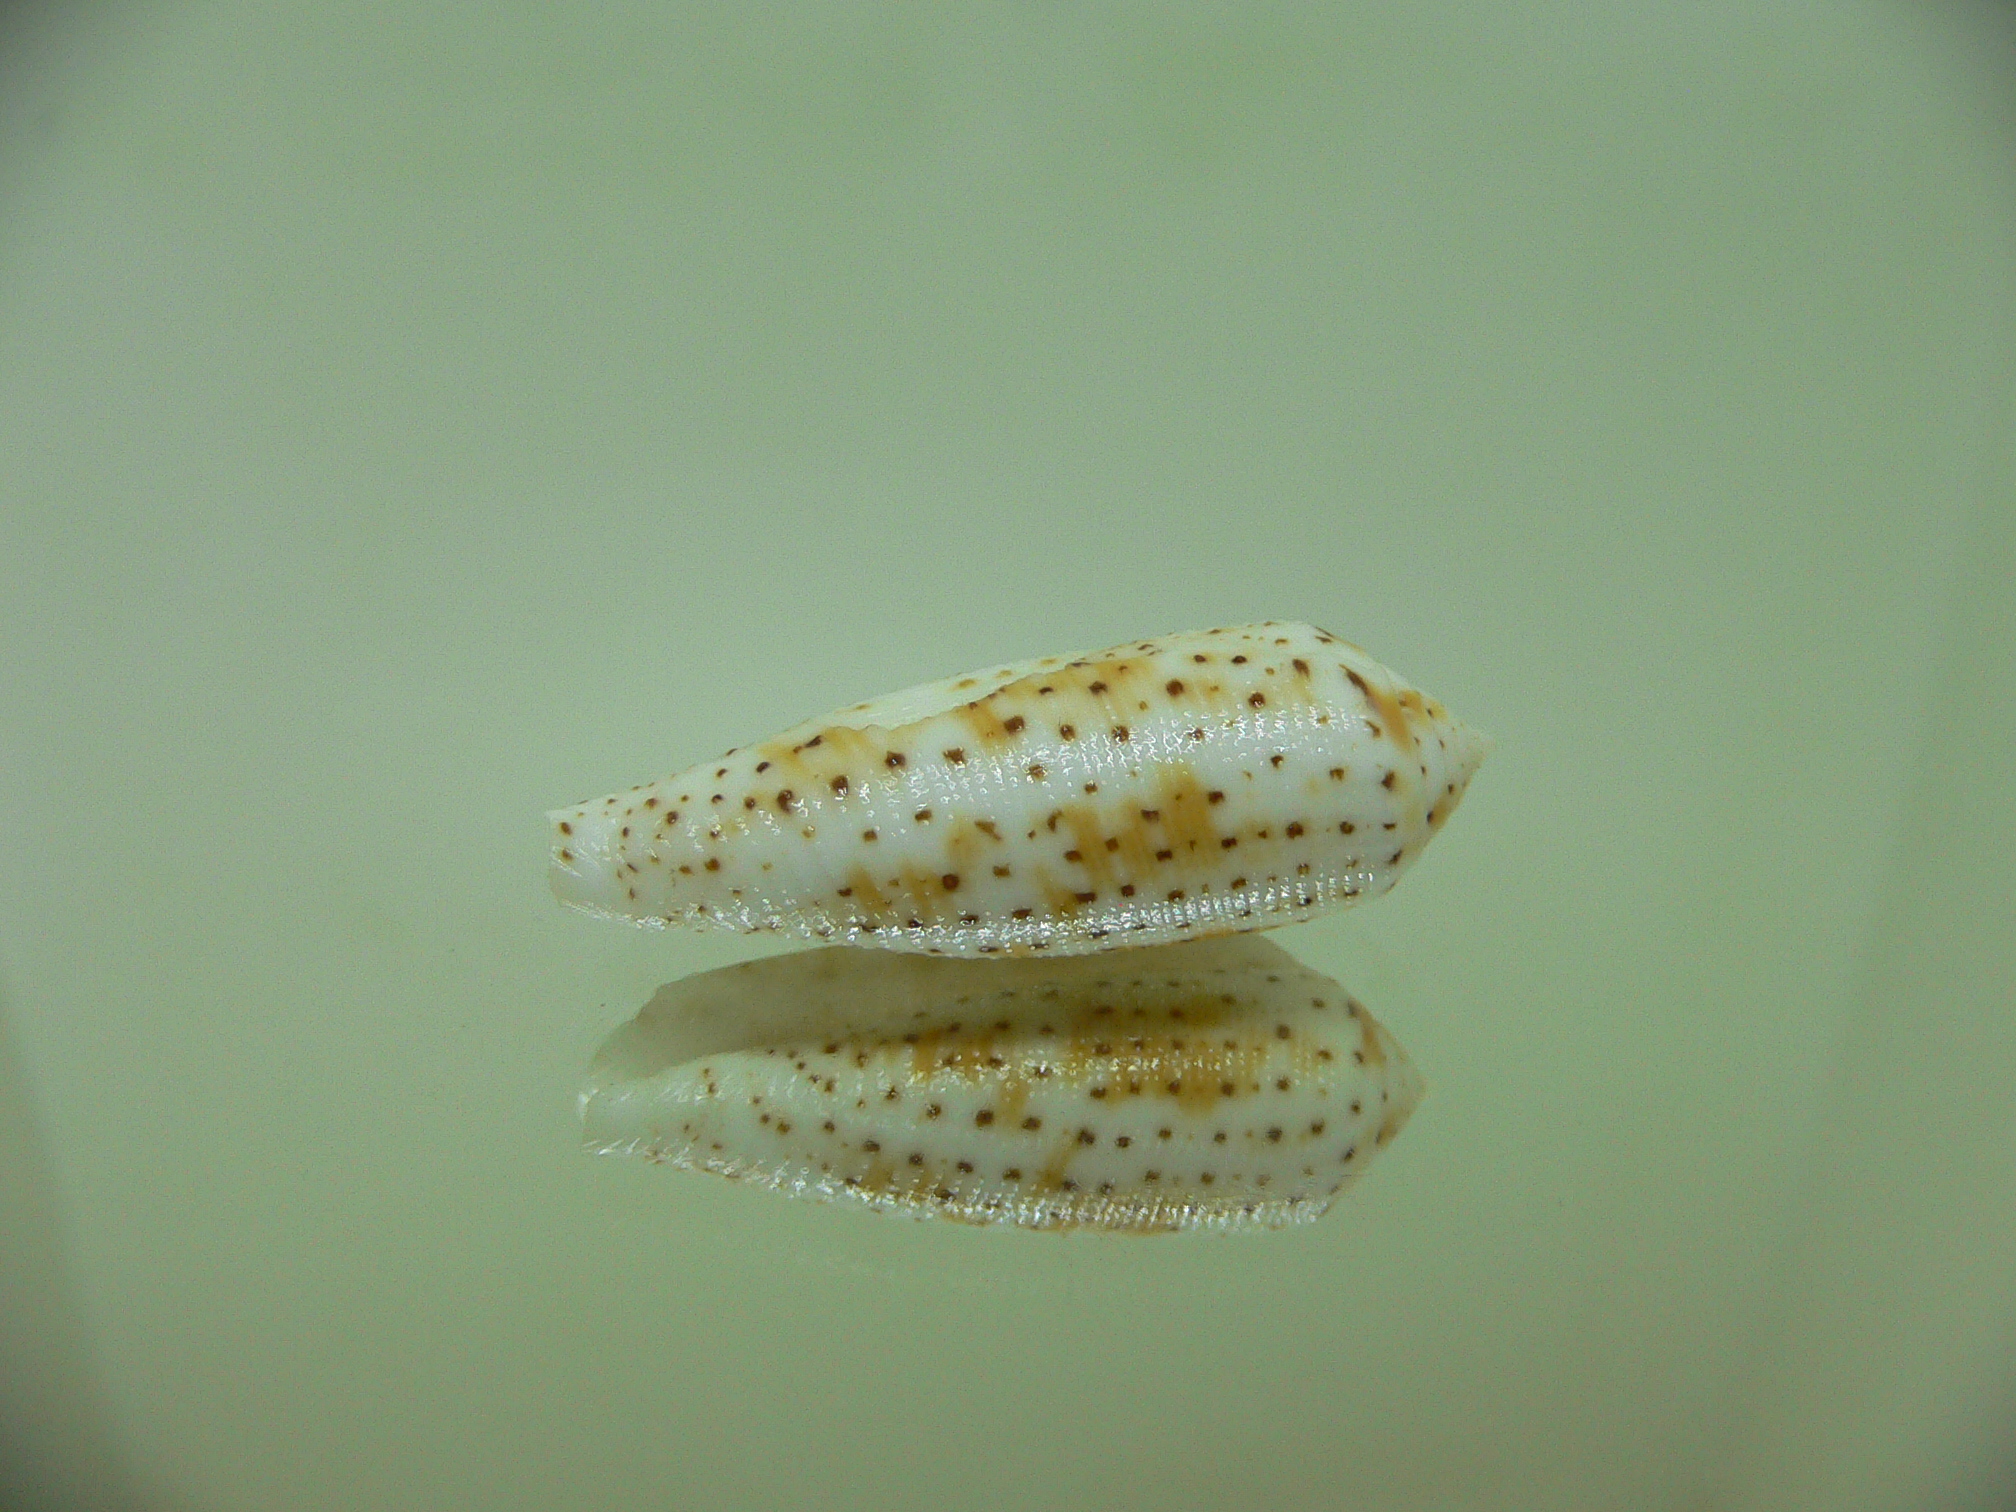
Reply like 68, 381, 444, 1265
582, 936, 1424, 1232
550, 622, 1486, 956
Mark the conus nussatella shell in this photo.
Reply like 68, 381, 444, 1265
550, 622, 1485, 957
582, 935, 1423, 1232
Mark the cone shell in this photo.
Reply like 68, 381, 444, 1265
583, 935, 1424, 1233
550, 622, 1486, 957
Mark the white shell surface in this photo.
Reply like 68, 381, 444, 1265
583, 936, 1424, 1233
550, 622, 1486, 957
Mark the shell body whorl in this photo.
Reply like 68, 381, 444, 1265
550, 622, 1485, 957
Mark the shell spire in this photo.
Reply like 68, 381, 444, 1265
549, 622, 1486, 957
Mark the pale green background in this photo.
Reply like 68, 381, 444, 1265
3, 5, 2014, 1510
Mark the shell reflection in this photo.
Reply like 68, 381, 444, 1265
583, 936, 1423, 1232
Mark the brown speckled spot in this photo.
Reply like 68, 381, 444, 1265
1346, 665, 1418, 752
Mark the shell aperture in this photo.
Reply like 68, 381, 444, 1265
582, 935, 1423, 1233
550, 622, 1486, 957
